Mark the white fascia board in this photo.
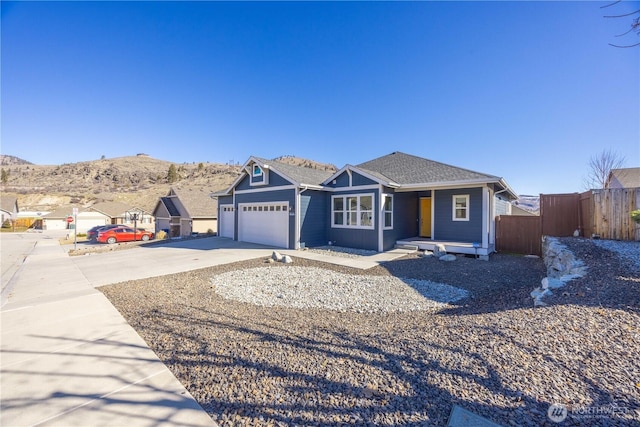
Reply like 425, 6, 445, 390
321, 165, 400, 188
394, 179, 499, 192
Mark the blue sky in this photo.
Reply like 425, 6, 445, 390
2, 1, 638, 195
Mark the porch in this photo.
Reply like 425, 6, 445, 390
395, 237, 494, 260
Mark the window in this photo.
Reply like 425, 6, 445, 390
252, 164, 262, 177
332, 194, 374, 229
383, 195, 393, 229
452, 195, 470, 221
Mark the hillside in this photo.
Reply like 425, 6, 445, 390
0, 154, 334, 212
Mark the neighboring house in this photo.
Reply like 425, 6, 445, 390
42, 206, 86, 231
606, 168, 640, 189
43, 202, 154, 233
153, 187, 218, 237
87, 201, 155, 230
510, 205, 537, 216
1, 196, 19, 225
213, 151, 518, 257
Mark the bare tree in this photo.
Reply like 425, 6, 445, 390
583, 149, 626, 189
602, 1, 640, 48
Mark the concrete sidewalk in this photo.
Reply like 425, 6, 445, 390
1, 236, 217, 427
1, 234, 413, 426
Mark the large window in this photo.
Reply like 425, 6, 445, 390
332, 194, 374, 229
383, 195, 393, 229
452, 195, 470, 221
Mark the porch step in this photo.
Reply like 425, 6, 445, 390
395, 244, 419, 251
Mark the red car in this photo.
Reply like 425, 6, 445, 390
96, 226, 154, 244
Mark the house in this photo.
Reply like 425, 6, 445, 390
1, 196, 19, 225
606, 167, 640, 189
213, 152, 518, 258
87, 201, 155, 230
153, 187, 218, 237
43, 202, 154, 233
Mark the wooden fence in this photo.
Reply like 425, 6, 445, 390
590, 188, 640, 240
496, 188, 640, 255
495, 215, 542, 256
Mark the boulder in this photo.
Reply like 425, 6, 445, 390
433, 244, 447, 257
271, 251, 283, 262
282, 255, 293, 264
541, 277, 566, 290
439, 254, 457, 262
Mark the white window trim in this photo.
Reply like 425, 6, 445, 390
331, 193, 375, 230
382, 194, 393, 230
452, 194, 470, 221
249, 163, 269, 186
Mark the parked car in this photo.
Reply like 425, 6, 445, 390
87, 224, 122, 241
96, 227, 154, 244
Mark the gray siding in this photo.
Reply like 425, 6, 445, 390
352, 172, 377, 186
327, 188, 380, 251
433, 188, 483, 242
299, 190, 328, 247
236, 169, 292, 191
495, 196, 511, 216
382, 190, 418, 250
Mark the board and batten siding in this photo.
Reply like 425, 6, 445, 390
433, 188, 483, 242
382, 190, 418, 251
299, 190, 328, 248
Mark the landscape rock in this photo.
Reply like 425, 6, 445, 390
433, 244, 447, 257
282, 255, 293, 264
439, 254, 457, 262
272, 251, 283, 262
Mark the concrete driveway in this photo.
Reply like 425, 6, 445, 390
71, 236, 276, 288
1, 233, 273, 427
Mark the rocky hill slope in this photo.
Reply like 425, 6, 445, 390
0, 154, 335, 212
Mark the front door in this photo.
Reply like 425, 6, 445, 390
420, 198, 432, 238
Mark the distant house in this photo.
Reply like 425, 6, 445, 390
213, 152, 518, 257
606, 168, 640, 189
1, 196, 19, 225
43, 202, 154, 233
87, 201, 155, 230
42, 206, 85, 231
153, 187, 218, 237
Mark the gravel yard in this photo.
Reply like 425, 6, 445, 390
100, 239, 640, 426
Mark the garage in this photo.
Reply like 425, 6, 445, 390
219, 205, 235, 238
238, 202, 289, 248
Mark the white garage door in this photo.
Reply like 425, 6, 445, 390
219, 205, 235, 238
238, 202, 289, 248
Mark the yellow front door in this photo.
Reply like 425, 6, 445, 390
420, 198, 432, 238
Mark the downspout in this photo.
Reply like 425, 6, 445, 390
492, 188, 510, 246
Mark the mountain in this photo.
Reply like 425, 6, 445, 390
0, 155, 32, 166
0, 154, 333, 212
513, 195, 540, 214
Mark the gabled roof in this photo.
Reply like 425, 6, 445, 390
89, 201, 132, 217
43, 205, 83, 218
354, 151, 518, 198
356, 152, 501, 185
170, 186, 217, 218
213, 156, 334, 196
252, 157, 334, 187
607, 168, 640, 189
0, 196, 18, 213
160, 197, 181, 216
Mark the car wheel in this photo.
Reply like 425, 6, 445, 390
141, 234, 150, 241
107, 237, 117, 244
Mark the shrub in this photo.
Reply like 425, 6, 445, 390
631, 210, 640, 224
156, 230, 167, 240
